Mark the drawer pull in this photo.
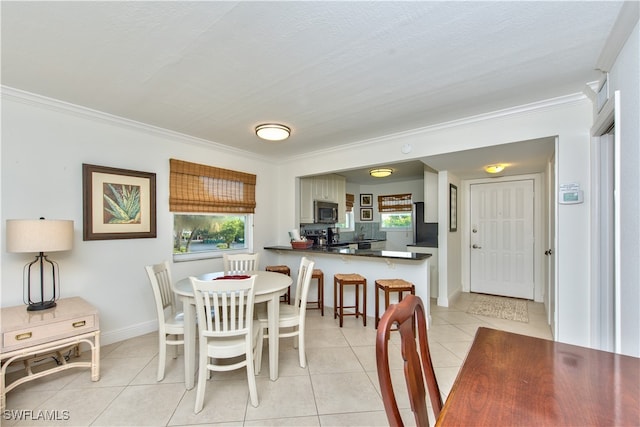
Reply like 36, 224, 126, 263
72, 321, 86, 328
16, 332, 33, 340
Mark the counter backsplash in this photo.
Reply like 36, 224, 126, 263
300, 222, 386, 243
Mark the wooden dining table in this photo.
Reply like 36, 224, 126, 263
174, 270, 292, 389
436, 327, 640, 426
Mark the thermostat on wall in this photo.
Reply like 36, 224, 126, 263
559, 182, 584, 204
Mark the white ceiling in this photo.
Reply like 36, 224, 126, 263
1, 1, 622, 182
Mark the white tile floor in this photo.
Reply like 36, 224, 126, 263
4, 294, 552, 426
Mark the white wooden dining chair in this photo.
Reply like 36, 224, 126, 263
223, 253, 260, 275
255, 257, 315, 371
190, 274, 260, 413
144, 261, 184, 382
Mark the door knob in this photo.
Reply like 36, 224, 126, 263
472, 244, 482, 249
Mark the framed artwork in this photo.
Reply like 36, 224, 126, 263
449, 183, 457, 232
360, 208, 373, 221
360, 193, 373, 207
83, 164, 157, 240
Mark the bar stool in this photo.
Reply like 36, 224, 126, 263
333, 273, 367, 327
375, 279, 415, 329
265, 265, 291, 304
307, 269, 324, 316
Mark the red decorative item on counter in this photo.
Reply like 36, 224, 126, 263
291, 240, 314, 249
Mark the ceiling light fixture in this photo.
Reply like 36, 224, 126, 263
370, 168, 393, 178
485, 164, 505, 174
255, 123, 291, 141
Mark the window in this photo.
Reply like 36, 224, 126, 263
337, 211, 354, 231
170, 159, 256, 261
336, 193, 355, 231
173, 214, 252, 261
378, 193, 412, 230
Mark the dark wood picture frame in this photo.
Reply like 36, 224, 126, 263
83, 164, 156, 240
360, 207, 373, 221
449, 183, 457, 232
360, 193, 373, 207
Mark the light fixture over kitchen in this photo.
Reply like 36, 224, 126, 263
484, 164, 506, 174
370, 168, 393, 178
255, 123, 291, 141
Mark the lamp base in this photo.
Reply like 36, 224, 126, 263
27, 300, 57, 311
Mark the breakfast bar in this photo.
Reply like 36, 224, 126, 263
264, 245, 432, 324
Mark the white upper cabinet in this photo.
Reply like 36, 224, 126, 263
300, 174, 346, 223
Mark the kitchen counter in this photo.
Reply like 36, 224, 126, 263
262, 244, 432, 324
263, 245, 431, 261
407, 241, 438, 248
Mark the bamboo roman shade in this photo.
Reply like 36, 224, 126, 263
346, 193, 354, 212
169, 159, 256, 214
378, 193, 412, 212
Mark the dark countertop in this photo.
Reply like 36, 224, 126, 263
264, 245, 431, 261
407, 241, 438, 248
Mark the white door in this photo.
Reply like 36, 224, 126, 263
470, 180, 535, 299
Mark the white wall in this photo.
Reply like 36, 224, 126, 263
1, 91, 280, 344
606, 21, 640, 356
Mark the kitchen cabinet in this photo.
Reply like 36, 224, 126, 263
300, 178, 315, 223
300, 174, 346, 223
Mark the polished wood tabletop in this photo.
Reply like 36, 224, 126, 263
436, 327, 640, 426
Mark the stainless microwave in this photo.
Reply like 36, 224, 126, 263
314, 200, 338, 224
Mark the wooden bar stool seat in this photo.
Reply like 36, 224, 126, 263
307, 269, 324, 316
266, 265, 291, 304
375, 279, 415, 329
333, 273, 367, 327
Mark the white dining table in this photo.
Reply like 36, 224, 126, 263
174, 270, 292, 389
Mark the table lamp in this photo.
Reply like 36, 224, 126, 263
6, 217, 74, 311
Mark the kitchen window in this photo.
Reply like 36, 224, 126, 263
379, 193, 412, 230
336, 193, 355, 231
169, 159, 256, 261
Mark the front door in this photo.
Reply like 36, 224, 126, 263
470, 179, 535, 299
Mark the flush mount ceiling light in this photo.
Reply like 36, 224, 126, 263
485, 164, 506, 174
370, 168, 393, 178
255, 123, 290, 141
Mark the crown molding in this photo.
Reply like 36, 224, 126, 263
3, 85, 587, 165
0, 85, 271, 162
596, 1, 639, 72
286, 91, 588, 162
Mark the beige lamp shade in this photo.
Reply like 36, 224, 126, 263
6, 219, 74, 253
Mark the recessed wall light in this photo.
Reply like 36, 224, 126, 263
370, 168, 393, 178
255, 123, 291, 141
485, 164, 506, 174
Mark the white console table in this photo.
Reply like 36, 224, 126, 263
1, 297, 100, 409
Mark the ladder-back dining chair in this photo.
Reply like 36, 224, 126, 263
255, 257, 315, 371
190, 274, 260, 413
376, 294, 443, 427
144, 261, 184, 382
223, 253, 260, 275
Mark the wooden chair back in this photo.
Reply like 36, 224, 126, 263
376, 295, 443, 427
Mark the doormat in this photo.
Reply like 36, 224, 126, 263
467, 294, 529, 323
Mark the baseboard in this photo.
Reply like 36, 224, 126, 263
101, 319, 158, 346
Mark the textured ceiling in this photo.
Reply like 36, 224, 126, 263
1, 1, 622, 180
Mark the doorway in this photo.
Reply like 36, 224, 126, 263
469, 179, 535, 299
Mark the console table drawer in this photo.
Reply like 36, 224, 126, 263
2, 314, 97, 352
